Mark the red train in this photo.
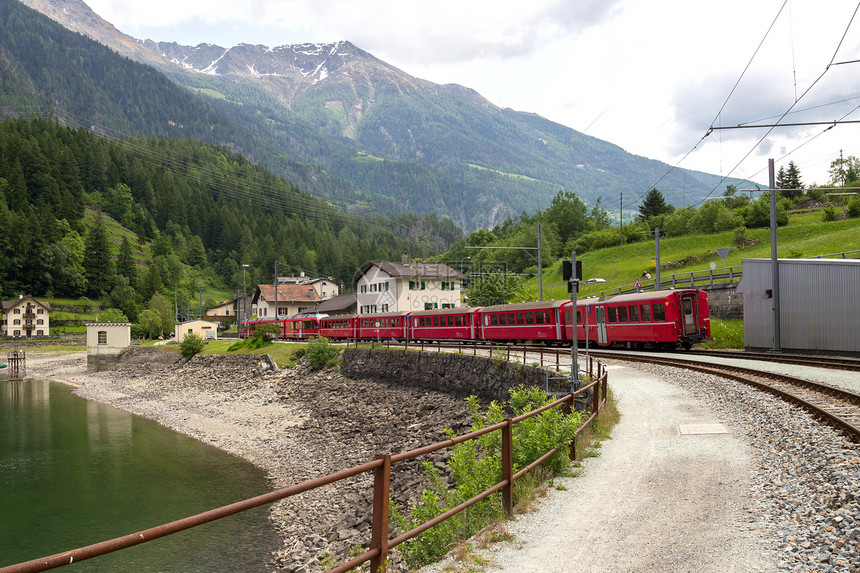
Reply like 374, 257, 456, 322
239, 289, 710, 350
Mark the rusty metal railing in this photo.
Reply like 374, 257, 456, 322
1, 354, 608, 573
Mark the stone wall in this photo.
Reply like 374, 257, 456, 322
702, 283, 744, 319
341, 348, 566, 404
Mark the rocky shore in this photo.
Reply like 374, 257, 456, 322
26, 346, 474, 572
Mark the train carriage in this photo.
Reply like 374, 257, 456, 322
355, 311, 410, 340
238, 318, 278, 339
319, 315, 358, 340
567, 289, 709, 349
478, 300, 570, 344
281, 313, 326, 340
409, 307, 480, 342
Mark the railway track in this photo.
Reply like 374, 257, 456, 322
587, 350, 860, 442
685, 349, 860, 372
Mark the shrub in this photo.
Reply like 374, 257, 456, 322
392, 388, 585, 568
180, 333, 205, 358
306, 337, 340, 370
848, 197, 860, 218
823, 206, 839, 222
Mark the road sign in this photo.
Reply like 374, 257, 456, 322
633, 278, 641, 288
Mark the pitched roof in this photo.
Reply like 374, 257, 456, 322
253, 284, 322, 304
355, 261, 465, 282
316, 293, 357, 313
1, 295, 51, 312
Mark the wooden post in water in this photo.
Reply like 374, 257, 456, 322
7, 350, 26, 379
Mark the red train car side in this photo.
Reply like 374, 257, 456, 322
409, 307, 480, 341
356, 312, 410, 340
567, 289, 709, 349
319, 315, 357, 340
478, 300, 570, 344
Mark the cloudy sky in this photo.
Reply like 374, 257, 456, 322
85, 0, 860, 205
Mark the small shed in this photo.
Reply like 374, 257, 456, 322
175, 320, 219, 342
86, 322, 131, 371
737, 258, 860, 354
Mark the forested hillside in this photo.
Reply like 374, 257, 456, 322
0, 117, 462, 302
12, 0, 753, 231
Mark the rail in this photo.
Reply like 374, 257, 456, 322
597, 249, 860, 297
1, 351, 608, 573
595, 265, 743, 297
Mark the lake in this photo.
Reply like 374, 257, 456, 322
0, 378, 280, 571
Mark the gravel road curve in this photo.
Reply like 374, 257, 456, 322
423, 362, 775, 573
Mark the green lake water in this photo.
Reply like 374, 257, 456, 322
0, 379, 280, 571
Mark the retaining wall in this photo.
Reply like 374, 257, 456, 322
702, 283, 743, 319
341, 348, 566, 404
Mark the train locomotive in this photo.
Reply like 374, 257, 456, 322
240, 289, 710, 350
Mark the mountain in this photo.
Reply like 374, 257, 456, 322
13, 0, 750, 231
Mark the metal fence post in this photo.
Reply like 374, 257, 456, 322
501, 419, 514, 516
370, 454, 392, 573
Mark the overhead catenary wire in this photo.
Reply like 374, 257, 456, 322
626, 1, 860, 213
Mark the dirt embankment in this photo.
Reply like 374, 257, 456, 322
30, 347, 472, 572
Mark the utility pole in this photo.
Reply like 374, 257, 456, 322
537, 222, 543, 301
654, 227, 661, 291
242, 264, 248, 328
769, 159, 781, 352
619, 192, 623, 247
274, 260, 278, 324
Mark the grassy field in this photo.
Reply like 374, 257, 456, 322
529, 213, 860, 300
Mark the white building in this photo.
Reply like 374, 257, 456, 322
1, 295, 50, 338
174, 320, 219, 342
251, 285, 321, 319
354, 259, 465, 313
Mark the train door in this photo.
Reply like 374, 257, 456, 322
595, 305, 608, 345
680, 292, 698, 335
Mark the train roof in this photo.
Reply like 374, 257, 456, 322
409, 307, 479, 317
578, 289, 702, 305
479, 299, 570, 313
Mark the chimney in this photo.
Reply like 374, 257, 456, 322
402, 252, 409, 264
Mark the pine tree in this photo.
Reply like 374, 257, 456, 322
83, 213, 115, 297
116, 236, 137, 290
639, 188, 671, 220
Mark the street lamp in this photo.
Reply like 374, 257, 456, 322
459, 256, 471, 273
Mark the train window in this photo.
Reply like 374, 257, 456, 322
629, 305, 639, 321
455, 315, 463, 327
499, 313, 507, 326
446, 316, 452, 327
618, 307, 628, 322
508, 313, 516, 325
490, 314, 498, 326
418, 317, 424, 327
535, 312, 544, 325
433, 316, 440, 327
516, 313, 525, 325
576, 310, 582, 323
607, 307, 617, 323
653, 303, 666, 321
565, 309, 572, 323
640, 304, 651, 321
526, 312, 535, 325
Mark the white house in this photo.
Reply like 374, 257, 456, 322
251, 284, 321, 319
174, 320, 219, 342
1, 295, 50, 338
277, 274, 339, 300
354, 259, 465, 313
86, 322, 131, 371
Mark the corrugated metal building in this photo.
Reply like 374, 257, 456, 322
737, 258, 860, 354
